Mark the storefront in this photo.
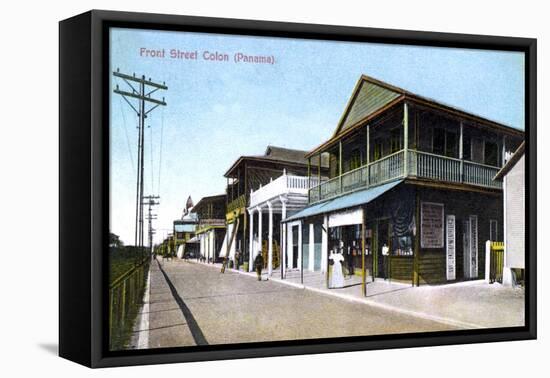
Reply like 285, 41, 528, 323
283, 180, 503, 288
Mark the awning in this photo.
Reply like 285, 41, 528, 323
283, 179, 403, 223
187, 236, 200, 243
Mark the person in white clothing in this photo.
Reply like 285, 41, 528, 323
329, 251, 345, 288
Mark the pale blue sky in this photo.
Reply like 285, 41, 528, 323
109, 27, 524, 246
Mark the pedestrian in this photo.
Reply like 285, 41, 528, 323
234, 250, 240, 271
348, 245, 355, 276
254, 252, 264, 281
329, 251, 344, 288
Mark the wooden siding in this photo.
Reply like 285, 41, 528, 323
340, 81, 400, 134
418, 252, 447, 285
390, 256, 413, 282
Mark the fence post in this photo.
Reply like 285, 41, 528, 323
484, 240, 491, 283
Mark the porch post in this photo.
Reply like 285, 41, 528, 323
413, 191, 420, 286
366, 125, 370, 188
248, 208, 254, 272
309, 223, 314, 271
318, 153, 322, 200
280, 196, 287, 278
403, 102, 409, 177
339, 140, 343, 194
362, 206, 367, 297
322, 215, 329, 288
267, 201, 273, 276
298, 221, 303, 283
307, 157, 311, 203
257, 206, 263, 263
459, 122, 464, 182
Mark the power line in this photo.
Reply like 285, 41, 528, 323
113, 69, 167, 250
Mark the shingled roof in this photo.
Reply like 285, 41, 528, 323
224, 145, 329, 177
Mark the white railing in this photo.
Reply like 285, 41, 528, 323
308, 149, 502, 204
249, 172, 321, 207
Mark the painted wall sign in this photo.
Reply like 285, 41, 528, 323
420, 202, 444, 248
446, 215, 456, 281
469, 215, 478, 278
328, 208, 363, 227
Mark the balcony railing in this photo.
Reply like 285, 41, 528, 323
308, 149, 502, 204
227, 193, 246, 213
250, 173, 322, 207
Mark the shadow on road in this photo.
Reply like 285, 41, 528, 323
156, 260, 209, 346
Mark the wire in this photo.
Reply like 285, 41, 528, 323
149, 113, 154, 195
157, 106, 165, 197
119, 97, 136, 175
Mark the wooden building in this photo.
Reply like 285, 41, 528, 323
224, 146, 326, 270
193, 194, 227, 263
494, 142, 525, 286
284, 75, 524, 289
173, 210, 198, 258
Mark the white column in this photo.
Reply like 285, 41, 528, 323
248, 209, 254, 272
267, 201, 273, 276
281, 197, 287, 276
298, 222, 303, 271
257, 206, 263, 261
288, 223, 293, 269
321, 215, 328, 273
309, 223, 315, 271
210, 231, 215, 262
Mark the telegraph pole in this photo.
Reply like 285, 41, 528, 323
144, 195, 160, 257
113, 69, 167, 252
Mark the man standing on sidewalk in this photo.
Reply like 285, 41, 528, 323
254, 253, 264, 281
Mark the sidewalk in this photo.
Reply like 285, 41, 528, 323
192, 259, 525, 330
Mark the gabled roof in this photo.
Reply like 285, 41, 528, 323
224, 145, 328, 177
494, 142, 525, 180
306, 74, 524, 158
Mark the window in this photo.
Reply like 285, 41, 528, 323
349, 148, 361, 170
433, 128, 458, 158
463, 136, 471, 160
373, 139, 383, 161
433, 128, 445, 155
484, 141, 499, 167
445, 131, 458, 158
490, 219, 498, 241
390, 128, 402, 153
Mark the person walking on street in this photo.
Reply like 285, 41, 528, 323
234, 250, 240, 271
254, 252, 264, 281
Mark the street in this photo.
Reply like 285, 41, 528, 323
132, 259, 457, 349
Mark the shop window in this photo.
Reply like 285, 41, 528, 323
392, 235, 414, 256
484, 141, 499, 167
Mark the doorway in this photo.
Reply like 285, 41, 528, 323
376, 220, 390, 279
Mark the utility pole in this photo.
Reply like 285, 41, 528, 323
144, 195, 160, 258
113, 69, 167, 253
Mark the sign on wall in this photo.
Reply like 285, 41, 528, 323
446, 215, 456, 281
421, 202, 444, 248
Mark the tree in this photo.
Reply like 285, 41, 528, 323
109, 232, 124, 248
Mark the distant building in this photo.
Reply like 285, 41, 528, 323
193, 194, 227, 263
494, 142, 525, 286
173, 199, 198, 258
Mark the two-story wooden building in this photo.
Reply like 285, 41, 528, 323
224, 146, 318, 270
283, 75, 524, 291
193, 194, 227, 263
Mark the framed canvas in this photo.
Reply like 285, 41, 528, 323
59, 10, 537, 368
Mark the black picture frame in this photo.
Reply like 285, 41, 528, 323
59, 9, 537, 368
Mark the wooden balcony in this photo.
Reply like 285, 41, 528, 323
227, 194, 246, 213
308, 149, 502, 204
249, 173, 321, 208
